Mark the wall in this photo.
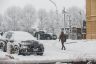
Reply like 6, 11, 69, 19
86, 0, 96, 39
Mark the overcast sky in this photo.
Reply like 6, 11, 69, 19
0, 0, 86, 14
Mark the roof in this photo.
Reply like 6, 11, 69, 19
4, 31, 37, 41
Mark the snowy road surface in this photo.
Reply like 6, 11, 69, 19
0, 39, 96, 63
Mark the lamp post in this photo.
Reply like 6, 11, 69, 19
79, 11, 83, 39
49, 0, 58, 16
68, 15, 71, 39
62, 7, 66, 32
49, 0, 58, 34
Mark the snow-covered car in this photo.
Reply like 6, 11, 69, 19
0, 31, 44, 55
18, 40, 44, 55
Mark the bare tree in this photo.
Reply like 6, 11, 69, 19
37, 9, 62, 35
21, 5, 36, 32
4, 5, 37, 32
38, 9, 48, 31
5, 6, 22, 31
0, 14, 3, 31
48, 10, 61, 34
67, 7, 85, 28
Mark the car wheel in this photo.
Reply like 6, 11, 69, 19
23, 54, 26, 56
52, 35, 57, 40
37, 52, 43, 56
0, 41, 5, 49
36, 44, 44, 55
18, 49, 26, 55
18, 49, 21, 55
53, 38, 56, 40
0, 41, 7, 52
47, 37, 51, 40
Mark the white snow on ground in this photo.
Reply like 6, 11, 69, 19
11, 39, 96, 61
0, 50, 10, 60
0, 39, 96, 63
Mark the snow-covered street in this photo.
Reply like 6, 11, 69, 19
0, 39, 95, 63
0, 39, 96, 64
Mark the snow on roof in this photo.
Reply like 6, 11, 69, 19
8, 31, 37, 41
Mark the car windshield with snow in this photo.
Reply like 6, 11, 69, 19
0, 31, 44, 56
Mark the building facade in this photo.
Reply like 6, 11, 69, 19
86, 0, 96, 39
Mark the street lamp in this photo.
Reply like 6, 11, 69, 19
67, 14, 71, 39
62, 7, 66, 33
49, 0, 58, 33
49, 0, 58, 16
79, 11, 83, 39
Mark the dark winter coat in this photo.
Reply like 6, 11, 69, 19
59, 32, 66, 43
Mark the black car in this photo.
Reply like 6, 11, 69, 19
18, 40, 44, 56
34, 31, 57, 40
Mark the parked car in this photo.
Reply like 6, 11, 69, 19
34, 31, 57, 40
47, 33, 57, 40
0, 31, 44, 56
18, 40, 44, 55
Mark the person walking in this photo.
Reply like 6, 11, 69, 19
59, 31, 66, 50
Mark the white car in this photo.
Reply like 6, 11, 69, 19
0, 31, 44, 55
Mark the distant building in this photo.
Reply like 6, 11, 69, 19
65, 27, 82, 40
